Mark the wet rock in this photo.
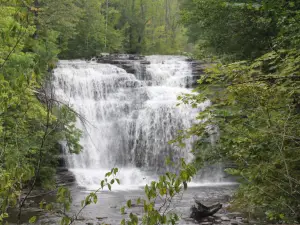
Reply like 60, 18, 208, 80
183, 217, 196, 222
231, 222, 239, 225
24, 200, 35, 207
56, 169, 76, 185
140, 60, 151, 64
200, 222, 213, 225
129, 55, 144, 60
227, 212, 243, 219
124, 80, 141, 88
207, 216, 215, 222
190, 62, 210, 75
121, 64, 136, 74
76, 216, 85, 221
221, 216, 230, 221
96, 217, 108, 220
215, 219, 222, 224
56, 167, 69, 173
241, 218, 249, 223
95, 54, 150, 77
223, 195, 232, 202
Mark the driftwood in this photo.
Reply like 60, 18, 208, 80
190, 199, 222, 221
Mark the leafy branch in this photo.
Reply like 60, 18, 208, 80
36, 168, 119, 225
120, 159, 196, 225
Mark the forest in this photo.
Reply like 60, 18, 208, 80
0, 0, 299, 224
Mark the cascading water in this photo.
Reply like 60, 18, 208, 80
53, 55, 221, 190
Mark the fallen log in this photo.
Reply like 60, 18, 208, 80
190, 199, 222, 221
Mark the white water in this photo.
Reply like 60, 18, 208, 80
53, 55, 222, 190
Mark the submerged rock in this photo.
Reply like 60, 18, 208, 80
227, 212, 243, 219
200, 222, 213, 225
96, 217, 108, 220
221, 216, 230, 221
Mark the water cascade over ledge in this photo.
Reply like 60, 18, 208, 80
53, 55, 225, 190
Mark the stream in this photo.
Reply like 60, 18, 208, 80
14, 181, 238, 225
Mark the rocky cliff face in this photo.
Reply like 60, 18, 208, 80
94, 54, 208, 88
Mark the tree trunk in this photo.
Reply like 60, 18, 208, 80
33, 0, 39, 39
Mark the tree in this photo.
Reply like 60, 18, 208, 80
62, 0, 124, 58
117, 0, 187, 54
179, 0, 300, 222
0, 1, 82, 223
180, 0, 278, 61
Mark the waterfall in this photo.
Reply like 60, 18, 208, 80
53, 55, 214, 190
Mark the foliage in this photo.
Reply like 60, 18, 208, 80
179, 0, 300, 222
38, 168, 119, 225
60, 0, 189, 57
181, 51, 300, 220
61, 0, 124, 58
180, 0, 279, 61
0, 1, 83, 223
120, 159, 196, 225
117, 0, 188, 54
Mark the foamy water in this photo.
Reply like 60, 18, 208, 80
53, 56, 230, 189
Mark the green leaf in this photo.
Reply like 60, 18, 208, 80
121, 218, 126, 225
120, 206, 125, 214
101, 180, 105, 188
180, 171, 188, 181
29, 216, 37, 224
113, 168, 118, 174
45, 204, 53, 211
93, 194, 97, 204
